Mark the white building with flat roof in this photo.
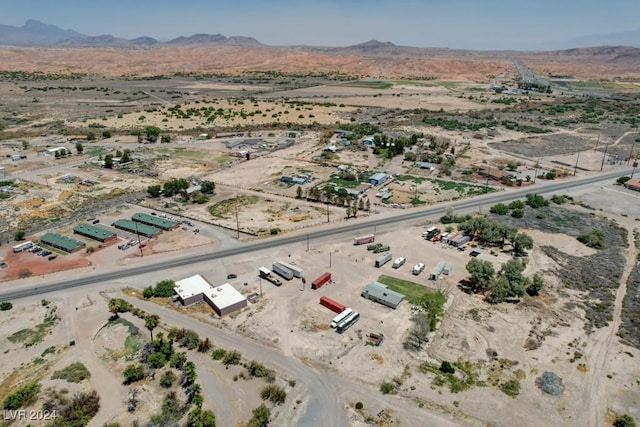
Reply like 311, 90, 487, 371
174, 275, 247, 316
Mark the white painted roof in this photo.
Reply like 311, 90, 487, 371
203, 283, 246, 309
174, 274, 212, 300
174, 275, 246, 309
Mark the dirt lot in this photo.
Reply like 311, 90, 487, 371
2, 203, 639, 426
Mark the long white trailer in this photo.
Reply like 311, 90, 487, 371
330, 308, 353, 328
13, 241, 33, 253
272, 262, 294, 280
277, 261, 304, 278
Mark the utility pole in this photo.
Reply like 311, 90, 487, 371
306, 234, 309, 251
627, 137, 637, 166
235, 202, 240, 239
134, 222, 143, 257
329, 251, 332, 268
259, 277, 262, 296
485, 166, 491, 193
632, 161, 638, 180
533, 160, 539, 183
326, 203, 330, 223
600, 143, 610, 172
573, 151, 581, 176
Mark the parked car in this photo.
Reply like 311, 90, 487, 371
92, 219, 100, 224
48, 255, 57, 261
39, 250, 52, 257
227, 274, 238, 279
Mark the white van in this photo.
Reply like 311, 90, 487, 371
392, 257, 406, 269
412, 263, 425, 275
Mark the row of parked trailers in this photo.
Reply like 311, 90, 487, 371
318, 297, 360, 334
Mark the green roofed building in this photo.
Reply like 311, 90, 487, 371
73, 224, 118, 243
132, 212, 179, 230
111, 219, 161, 238
40, 233, 86, 253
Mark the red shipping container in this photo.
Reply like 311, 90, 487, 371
319, 296, 345, 314
312, 272, 331, 290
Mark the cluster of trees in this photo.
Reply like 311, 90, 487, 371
143, 279, 176, 298
147, 179, 215, 203
305, 185, 371, 211
457, 216, 533, 256
370, 133, 424, 159
101, 149, 131, 169
465, 258, 544, 303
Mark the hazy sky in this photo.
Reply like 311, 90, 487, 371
3, 0, 639, 50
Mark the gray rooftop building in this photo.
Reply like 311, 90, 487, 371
361, 282, 405, 309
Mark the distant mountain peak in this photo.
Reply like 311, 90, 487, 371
355, 39, 396, 48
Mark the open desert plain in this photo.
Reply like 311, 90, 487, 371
0, 12, 640, 427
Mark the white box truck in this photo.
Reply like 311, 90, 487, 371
375, 252, 392, 268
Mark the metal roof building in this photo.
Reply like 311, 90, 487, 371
361, 282, 405, 309
40, 233, 86, 253
111, 219, 161, 238
73, 224, 117, 243
367, 172, 388, 186
174, 274, 247, 316
132, 212, 178, 230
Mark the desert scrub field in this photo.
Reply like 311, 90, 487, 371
618, 230, 640, 349
489, 203, 628, 332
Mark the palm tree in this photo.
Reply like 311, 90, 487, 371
108, 299, 121, 319
144, 314, 160, 341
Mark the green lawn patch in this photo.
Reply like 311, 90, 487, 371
337, 80, 393, 89
378, 275, 446, 307
395, 175, 427, 184
328, 177, 361, 188
51, 362, 91, 383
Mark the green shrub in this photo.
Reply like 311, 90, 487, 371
511, 208, 524, 218
260, 385, 287, 405
223, 350, 242, 366
2, 382, 41, 410
122, 364, 146, 384
577, 229, 605, 249
614, 414, 636, 427
439, 361, 455, 374
51, 362, 91, 383
159, 371, 176, 388
379, 381, 396, 395
508, 200, 525, 210
616, 176, 631, 185
0, 301, 13, 311
489, 203, 509, 215
500, 380, 520, 397
211, 348, 227, 360
355, 401, 364, 410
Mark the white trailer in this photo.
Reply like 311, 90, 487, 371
258, 266, 272, 279
277, 261, 304, 278
12, 241, 33, 253
272, 262, 294, 280
375, 252, 392, 268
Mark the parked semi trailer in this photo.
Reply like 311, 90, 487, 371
13, 241, 34, 253
354, 234, 375, 245
320, 296, 345, 314
277, 261, 304, 278
336, 311, 360, 334
312, 272, 331, 289
272, 262, 294, 280
258, 266, 282, 286
330, 307, 353, 328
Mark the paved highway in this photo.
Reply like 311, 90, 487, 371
0, 168, 630, 302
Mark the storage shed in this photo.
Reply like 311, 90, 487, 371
132, 212, 178, 230
174, 275, 247, 316
361, 282, 405, 309
73, 224, 117, 243
368, 172, 388, 186
40, 233, 85, 253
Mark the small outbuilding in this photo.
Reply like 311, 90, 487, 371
174, 275, 247, 316
73, 224, 117, 243
40, 233, 85, 253
368, 173, 388, 186
361, 282, 405, 309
